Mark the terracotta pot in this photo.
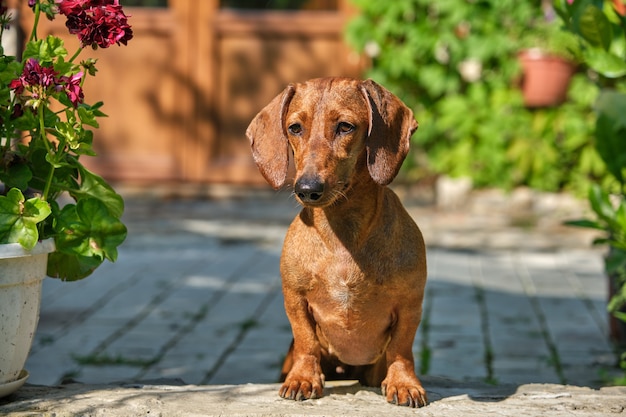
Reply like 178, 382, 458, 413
0, 239, 54, 398
518, 49, 576, 108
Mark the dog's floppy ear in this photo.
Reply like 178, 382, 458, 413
360, 79, 418, 185
246, 85, 296, 189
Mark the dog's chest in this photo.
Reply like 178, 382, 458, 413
325, 274, 360, 310
284, 233, 385, 309
309, 259, 379, 312
308, 262, 393, 361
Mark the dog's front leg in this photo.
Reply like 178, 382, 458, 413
381, 309, 428, 408
279, 289, 324, 401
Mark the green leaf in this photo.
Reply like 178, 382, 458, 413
77, 106, 100, 128
606, 247, 626, 273
44, 150, 67, 169
72, 166, 125, 218
593, 237, 612, 245
54, 121, 81, 150
608, 285, 626, 314
616, 202, 626, 232
0, 188, 51, 249
576, 3, 613, 50
5, 164, 33, 191
52, 198, 126, 263
50, 111, 96, 156
53, 58, 75, 78
76, 130, 96, 156
47, 179, 123, 281
595, 90, 626, 130
613, 310, 626, 322
47, 251, 103, 281
88, 101, 108, 118
582, 47, 626, 78
22, 36, 68, 64
564, 218, 604, 230
595, 91, 626, 185
588, 183, 617, 227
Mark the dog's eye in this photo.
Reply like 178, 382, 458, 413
288, 123, 303, 135
336, 122, 355, 135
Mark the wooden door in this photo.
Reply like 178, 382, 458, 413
14, 0, 363, 184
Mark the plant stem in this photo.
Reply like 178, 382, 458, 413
68, 47, 83, 63
29, 1, 41, 42
38, 105, 54, 202
37, 104, 51, 153
42, 161, 55, 202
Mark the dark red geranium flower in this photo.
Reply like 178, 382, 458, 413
9, 58, 59, 95
9, 58, 84, 108
57, 0, 133, 49
57, 0, 89, 16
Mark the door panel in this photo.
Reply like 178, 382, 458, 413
208, 10, 359, 183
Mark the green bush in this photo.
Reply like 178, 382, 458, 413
558, 0, 626, 381
346, 0, 606, 194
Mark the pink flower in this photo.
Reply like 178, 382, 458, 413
57, 0, 133, 49
59, 71, 84, 107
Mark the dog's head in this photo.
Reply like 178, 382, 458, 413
247, 77, 418, 207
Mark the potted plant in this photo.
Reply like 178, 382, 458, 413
557, 0, 626, 382
518, 18, 580, 107
0, 0, 131, 396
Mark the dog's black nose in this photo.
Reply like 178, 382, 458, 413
295, 176, 325, 203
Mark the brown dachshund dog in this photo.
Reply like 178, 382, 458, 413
246, 77, 427, 407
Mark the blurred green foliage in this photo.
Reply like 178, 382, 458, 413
345, 0, 609, 194
557, 0, 626, 372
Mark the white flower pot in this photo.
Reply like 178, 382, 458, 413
0, 239, 54, 397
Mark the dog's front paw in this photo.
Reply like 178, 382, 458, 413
381, 379, 427, 408
381, 368, 427, 407
279, 374, 324, 401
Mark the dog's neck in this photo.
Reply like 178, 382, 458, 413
300, 174, 385, 249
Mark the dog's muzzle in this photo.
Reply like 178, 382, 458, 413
294, 175, 325, 204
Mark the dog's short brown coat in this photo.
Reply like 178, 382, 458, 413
247, 77, 427, 407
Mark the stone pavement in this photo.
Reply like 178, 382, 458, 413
2, 184, 625, 416
2, 378, 626, 416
